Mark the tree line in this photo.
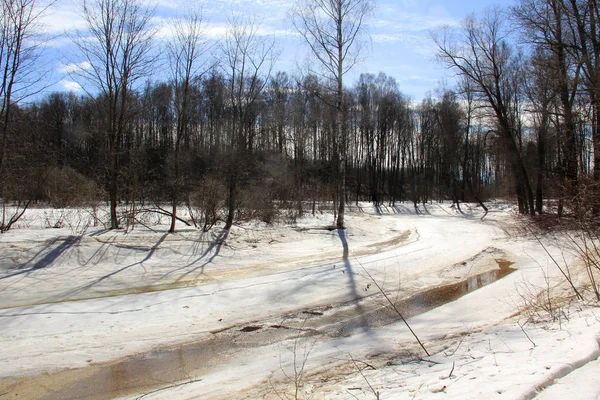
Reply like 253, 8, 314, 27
0, 0, 598, 232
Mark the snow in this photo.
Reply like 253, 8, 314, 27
0, 202, 598, 399
536, 355, 600, 399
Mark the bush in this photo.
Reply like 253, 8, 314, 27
43, 166, 102, 208
238, 180, 278, 224
189, 176, 227, 231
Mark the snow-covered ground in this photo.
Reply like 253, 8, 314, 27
0, 202, 598, 399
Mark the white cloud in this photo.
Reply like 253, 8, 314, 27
373, 0, 460, 33
371, 32, 437, 57
369, 2, 459, 60
396, 74, 439, 83
375, 12, 457, 33
59, 79, 83, 92
154, 18, 296, 41
153, 20, 229, 40
371, 33, 404, 44
44, 36, 75, 49
256, 26, 297, 38
40, 1, 86, 33
59, 61, 92, 74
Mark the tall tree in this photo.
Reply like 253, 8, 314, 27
514, 0, 580, 215
166, 9, 209, 233
434, 10, 536, 215
221, 15, 276, 230
523, 49, 559, 214
74, 0, 155, 229
565, 0, 600, 208
0, 0, 53, 232
291, 0, 374, 228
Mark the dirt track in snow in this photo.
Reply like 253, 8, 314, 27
0, 204, 529, 399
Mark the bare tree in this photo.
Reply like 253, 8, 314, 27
166, 9, 209, 233
522, 49, 558, 214
291, 0, 374, 228
565, 0, 600, 208
514, 0, 580, 215
74, 0, 155, 229
433, 10, 536, 215
0, 0, 53, 232
221, 14, 276, 230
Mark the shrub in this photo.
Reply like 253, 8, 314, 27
189, 176, 227, 231
44, 166, 102, 208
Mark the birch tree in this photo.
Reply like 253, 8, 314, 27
291, 0, 374, 228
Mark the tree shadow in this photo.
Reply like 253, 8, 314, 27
153, 229, 229, 284
88, 229, 111, 237
0, 236, 81, 281
172, 230, 229, 283
391, 204, 417, 215
337, 228, 372, 334
54, 233, 169, 300
447, 202, 472, 218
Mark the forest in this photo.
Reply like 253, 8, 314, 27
0, 0, 599, 233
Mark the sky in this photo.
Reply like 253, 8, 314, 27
37, 0, 516, 101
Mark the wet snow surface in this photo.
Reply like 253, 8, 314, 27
0, 202, 598, 399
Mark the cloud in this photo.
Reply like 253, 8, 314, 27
40, 1, 86, 33
371, 33, 407, 44
371, 32, 437, 57
202, 0, 293, 13
59, 61, 92, 74
374, 11, 457, 33
395, 74, 439, 84
256, 26, 297, 38
154, 18, 296, 41
59, 79, 83, 92
153, 19, 228, 40
369, 2, 460, 60
44, 36, 75, 49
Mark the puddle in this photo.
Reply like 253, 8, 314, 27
0, 260, 515, 400
317, 259, 516, 337
396, 259, 515, 318
0, 333, 263, 400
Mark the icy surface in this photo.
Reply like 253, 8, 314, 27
0, 202, 598, 399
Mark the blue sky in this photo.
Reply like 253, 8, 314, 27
39, 0, 516, 101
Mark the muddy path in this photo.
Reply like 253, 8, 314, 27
0, 257, 514, 400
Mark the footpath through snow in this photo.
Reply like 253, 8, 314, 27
0, 202, 598, 399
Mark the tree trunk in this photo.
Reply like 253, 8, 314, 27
536, 113, 547, 214
335, 6, 345, 229
169, 148, 179, 233
109, 161, 119, 229
225, 170, 236, 230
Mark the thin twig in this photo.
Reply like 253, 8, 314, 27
444, 330, 471, 357
517, 320, 536, 347
529, 228, 584, 301
135, 378, 202, 399
349, 353, 380, 400
351, 251, 430, 356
